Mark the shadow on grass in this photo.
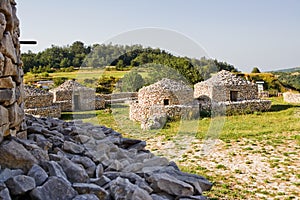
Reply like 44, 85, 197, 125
60, 113, 96, 121
269, 104, 300, 112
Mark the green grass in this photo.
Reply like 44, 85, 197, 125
61, 96, 300, 144
24, 68, 129, 84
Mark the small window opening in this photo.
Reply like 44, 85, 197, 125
163, 99, 169, 105
230, 91, 238, 101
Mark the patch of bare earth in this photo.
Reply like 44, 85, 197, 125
146, 132, 300, 199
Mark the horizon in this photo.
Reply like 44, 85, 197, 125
18, 0, 300, 73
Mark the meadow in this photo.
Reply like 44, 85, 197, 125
61, 97, 300, 199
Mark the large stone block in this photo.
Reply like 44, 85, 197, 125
0, 0, 12, 18
0, 32, 17, 63
7, 102, 24, 128
0, 140, 38, 171
3, 57, 17, 76
0, 89, 13, 102
0, 105, 9, 125
0, 76, 14, 88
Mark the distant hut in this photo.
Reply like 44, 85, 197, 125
50, 80, 95, 111
194, 70, 258, 102
194, 70, 271, 114
24, 85, 61, 118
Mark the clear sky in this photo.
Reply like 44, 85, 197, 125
17, 0, 300, 72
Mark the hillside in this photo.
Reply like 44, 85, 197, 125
271, 66, 300, 73
21, 42, 238, 85
237, 72, 294, 94
270, 68, 300, 91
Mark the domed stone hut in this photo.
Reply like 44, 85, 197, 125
130, 78, 198, 129
194, 70, 258, 102
24, 85, 61, 118
194, 70, 272, 114
50, 80, 95, 112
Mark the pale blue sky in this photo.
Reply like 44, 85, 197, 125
17, 0, 300, 72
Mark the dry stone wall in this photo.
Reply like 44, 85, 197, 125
219, 99, 272, 115
283, 92, 300, 103
0, 0, 25, 142
24, 85, 61, 118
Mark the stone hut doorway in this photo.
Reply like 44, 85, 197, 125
163, 99, 169, 105
74, 95, 80, 110
230, 91, 238, 101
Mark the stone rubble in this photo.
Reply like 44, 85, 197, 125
0, 115, 213, 199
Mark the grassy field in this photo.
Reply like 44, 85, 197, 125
61, 97, 300, 199
24, 68, 129, 84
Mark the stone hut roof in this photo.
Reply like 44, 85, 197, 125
24, 85, 50, 96
50, 80, 94, 92
200, 70, 254, 86
140, 78, 192, 93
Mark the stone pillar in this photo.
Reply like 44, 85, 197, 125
0, 0, 25, 143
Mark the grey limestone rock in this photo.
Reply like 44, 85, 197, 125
27, 164, 48, 186
59, 157, 89, 183
5, 175, 36, 195
147, 173, 194, 196
72, 183, 108, 199
30, 177, 78, 200
0, 140, 38, 172
109, 177, 152, 200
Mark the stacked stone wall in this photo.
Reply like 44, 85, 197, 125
219, 100, 272, 115
0, 0, 25, 141
283, 92, 300, 103
150, 104, 199, 120
24, 86, 61, 118
25, 94, 53, 108
25, 103, 61, 118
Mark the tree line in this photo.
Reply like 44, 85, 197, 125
21, 41, 238, 85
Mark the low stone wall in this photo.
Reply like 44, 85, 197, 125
25, 104, 61, 118
283, 92, 300, 103
25, 94, 53, 109
56, 100, 72, 112
151, 105, 199, 120
24, 85, 62, 118
131, 103, 201, 130
218, 99, 272, 115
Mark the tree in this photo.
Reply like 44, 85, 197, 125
116, 60, 126, 70
120, 71, 145, 92
251, 67, 261, 73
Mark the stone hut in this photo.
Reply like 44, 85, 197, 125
194, 70, 272, 114
50, 80, 95, 112
0, 0, 25, 141
130, 78, 198, 129
24, 85, 61, 118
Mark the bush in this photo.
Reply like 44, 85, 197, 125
120, 71, 144, 92
96, 75, 118, 94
